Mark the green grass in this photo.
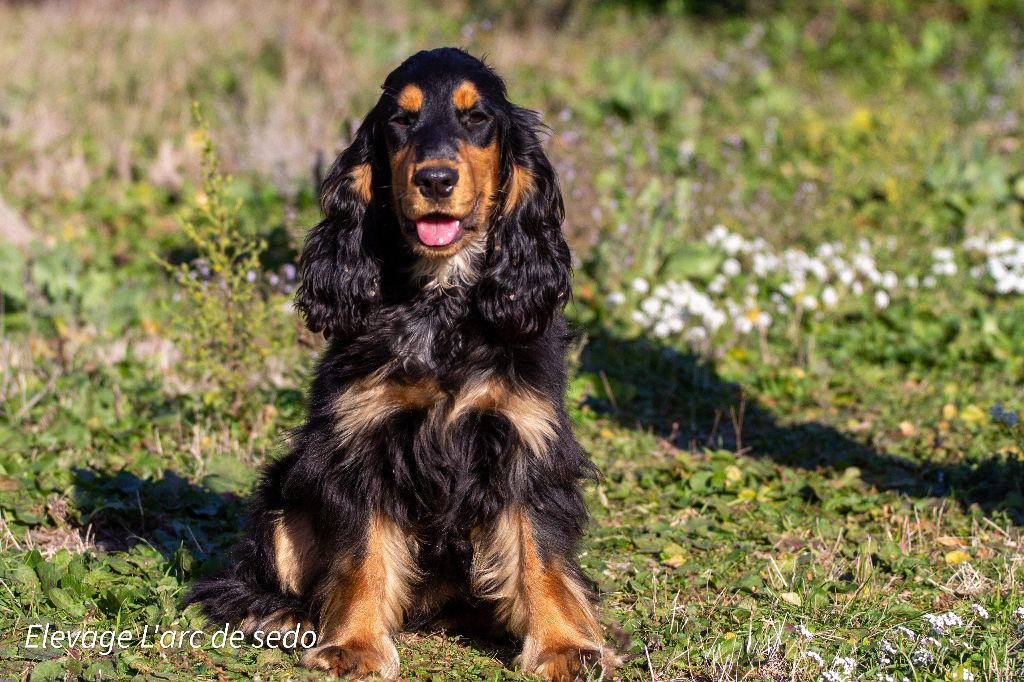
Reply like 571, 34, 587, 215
2, 1, 1024, 680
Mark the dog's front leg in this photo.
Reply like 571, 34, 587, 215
471, 507, 619, 681
301, 514, 418, 680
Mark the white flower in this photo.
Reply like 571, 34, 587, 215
630, 311, 647, 325
653, 321, 671, 338
933, 247, 954, 262
795, 624, 813, 639
755, 311, 772, 329
881, 271, 899, 290
821, 286, 838, 308
684, 326, 708, 345
641, 297, 661, 316
905, 274, 919, 288
631, 277, 650, 294
1014, 606, 1024, 620
802, 295, 818, 310
923, 275, 936, 288
722, 258, 742, 278
970, 604, 989, 620
804, 651, 824, 667
734, 315, 753, 334
606, 291, 626, 306
874, 290, 890, 309
852, 281, 864, 296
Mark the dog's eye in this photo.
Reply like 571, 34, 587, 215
391, 113, 416, 128
462, 110, 489, 127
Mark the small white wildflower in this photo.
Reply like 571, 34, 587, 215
933, 247, 954, 262
1014, 606, 1024, 620
802, 295, 818, 310
895, 625, 917, 640
911, 648, 934, 665
881, 271, 899, 290
874, 290, 890, 309
796, 624, 813, 639
833, 657, 856, 676
923, 275, 937, 288
605, 291, 626, 306
641, 297, 661, 316
631, 277, 650, 294
821, 286, 838, 308
653, 321, 671, 338
804, 651, 825, 668
630, 310, 647, 325
684, 326, 708, 345
852, 280, 864, 296
722, 258, 742, 278
905, 274, 919, 288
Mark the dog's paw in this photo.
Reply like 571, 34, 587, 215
529, 645, 621, 681
301, 639, 400, 680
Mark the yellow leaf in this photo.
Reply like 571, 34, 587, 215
599, 430, 615, 440
779, 592, 802, 607
738, 488, 757, 501
960, 404, 988, 425
724, 465, 743, 483
937, 536, 966, 548
723, 631, 736, 640
945, 550, 971, 565
849, 107, 873, 133
942, 403, 957, 420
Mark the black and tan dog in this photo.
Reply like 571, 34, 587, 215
190, 48, 618, 681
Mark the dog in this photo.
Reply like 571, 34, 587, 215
190, 47, 618, 681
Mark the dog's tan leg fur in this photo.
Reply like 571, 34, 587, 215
301, 515, 418, 680
471, 508, 618, 681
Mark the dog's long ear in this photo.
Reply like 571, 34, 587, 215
295, 118, 382, 339
475, 106, 571, 341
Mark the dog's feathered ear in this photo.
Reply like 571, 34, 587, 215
295, 118, 382, 339
475, 106, 571, 341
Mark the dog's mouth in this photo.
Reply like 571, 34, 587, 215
413, 215, 464, 247
403, 199, 480, 250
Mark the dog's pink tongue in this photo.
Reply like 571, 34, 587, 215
416, 218, 460, 247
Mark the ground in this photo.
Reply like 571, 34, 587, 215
1, 2, 1023, 681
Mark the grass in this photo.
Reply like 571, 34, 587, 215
1, 1, 1024, 680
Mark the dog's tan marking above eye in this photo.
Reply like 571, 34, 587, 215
349, 163, 372, 204
396, 84, 423, 112
503, 164, 533, 216
452, 80, 480, 110
448, 378, 557, 457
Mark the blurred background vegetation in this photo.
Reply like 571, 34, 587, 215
2, 1, 1024, 680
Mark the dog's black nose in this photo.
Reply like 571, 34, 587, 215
413, 166, 458, 200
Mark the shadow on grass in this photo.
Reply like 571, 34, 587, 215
71, 468, 244, 571
580, 326, 1024, 524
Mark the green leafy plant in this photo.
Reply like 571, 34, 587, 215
157, 106, 292, 419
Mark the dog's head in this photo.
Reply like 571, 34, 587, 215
296, 48, 570, 341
